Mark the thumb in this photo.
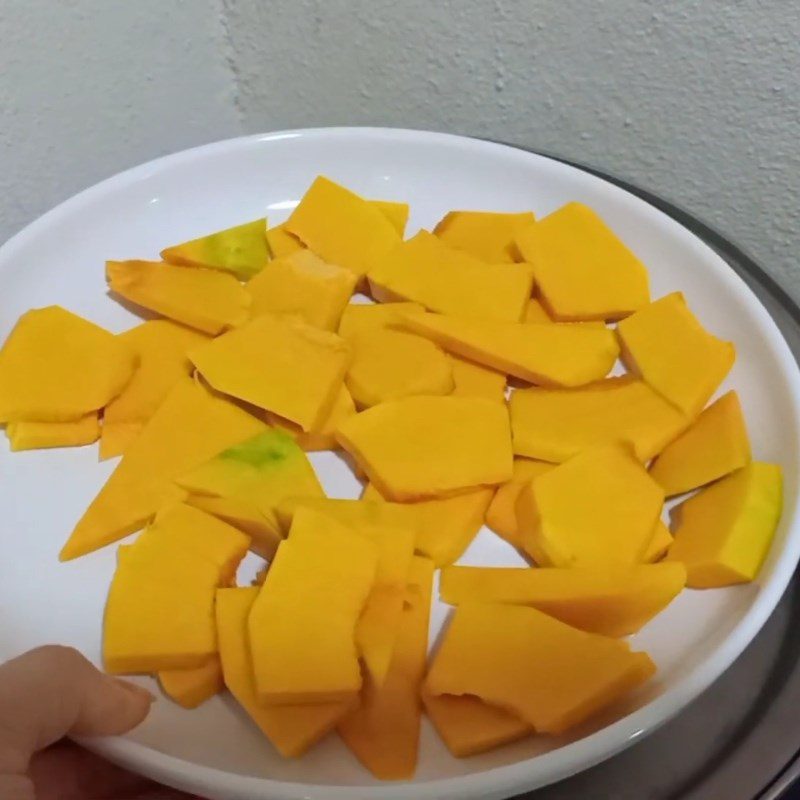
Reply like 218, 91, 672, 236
0, 645, 154, 774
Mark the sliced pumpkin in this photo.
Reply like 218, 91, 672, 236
60, 377, 264, 560
368, 231, 534, 322
106, 260, 249, 335
264, 385, 356, 451
0, 306, 136, 423
338, 556, 434, 779
103, 541, 219, 674
216, 587, 350, 757
246, 249, 357, 331
266, 223, 305, 259
338, 302, 425, 341
433, 210, 535, 262
346, 328, 453, 407
510, 377, 689, 463
284, 176, 400, 280
147, 502, 250, 585
7, 413, 100, 451
617, 292, 735, 416
399, 311, 619, 388
101, 320, 208, 460
449, 355, 506, 403
516, 443, 664, 567
336, 396, 512, 501
185, 494, 281, 559
161, 218, 268, 280
362, 483, 494, 567
514, 202, 650, 321
424, 602, 655, 735
422, 692, 531, 758
159, 658, 224, 709
643, 520, 674, 563
248, 508, 378, 705
649, 390, 749, 496
667, 462, 782, 587
484, 458, 555, 547
440, 562, 687, 637
177, 428, 323, 537
189, 313, 351, 432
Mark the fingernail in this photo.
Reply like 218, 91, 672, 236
114, 678, 157, 703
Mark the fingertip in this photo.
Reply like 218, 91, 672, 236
0, 646, 157, 762
113, 677, 157, 704
67, 671, 156, 737
86, 677, 156, 736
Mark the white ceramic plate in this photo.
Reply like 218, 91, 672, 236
1, 128, 799, 800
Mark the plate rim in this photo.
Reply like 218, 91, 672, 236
4, 125, 800, 800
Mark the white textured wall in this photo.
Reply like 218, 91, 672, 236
2, 1, 799, 292
0, 0, 240, 240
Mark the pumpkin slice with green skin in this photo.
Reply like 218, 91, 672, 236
0, 306, 136, 423
667, 462, 782, 588
264, 385, 356, 452
177, 429, 323, 537
60, 377, 265, 561
161, 218, 269, 280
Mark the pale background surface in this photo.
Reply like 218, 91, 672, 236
1, 1, 798, 290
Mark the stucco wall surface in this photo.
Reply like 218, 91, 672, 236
2, 1, 798, 290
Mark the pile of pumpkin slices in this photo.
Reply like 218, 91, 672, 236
0, 175, 782, 780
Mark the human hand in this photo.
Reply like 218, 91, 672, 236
0, 645, 196, 799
